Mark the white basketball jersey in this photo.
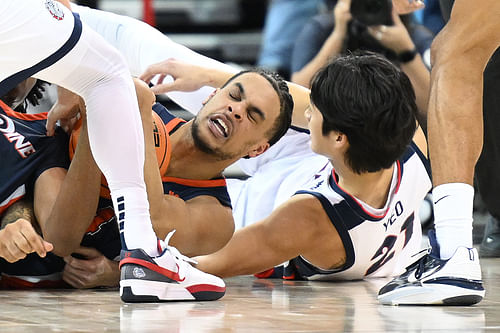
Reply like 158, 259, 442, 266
285, 142, 431, 280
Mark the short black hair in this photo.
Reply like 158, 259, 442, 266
310, 51, 417, 173
222, 69, 294, 147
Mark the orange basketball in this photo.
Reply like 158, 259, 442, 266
151, 110, 169, 177
69, 111, 169, 199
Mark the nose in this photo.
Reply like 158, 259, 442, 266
228, 104, 242, 120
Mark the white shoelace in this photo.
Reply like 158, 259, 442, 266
159, 230, 198, 265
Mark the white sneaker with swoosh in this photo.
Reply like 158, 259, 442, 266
378, 231, 485, 305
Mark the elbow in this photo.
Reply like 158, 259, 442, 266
44, 230, 81, 257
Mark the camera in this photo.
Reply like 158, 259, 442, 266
350, 0, 393, 26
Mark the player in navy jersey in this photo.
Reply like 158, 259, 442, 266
1, 70, 294, 292
164, 52, 431, 283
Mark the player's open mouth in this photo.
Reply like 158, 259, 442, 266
209, 115, 232, 138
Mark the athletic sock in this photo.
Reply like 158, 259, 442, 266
432, 183, 474, 259
113, 187, 159, 256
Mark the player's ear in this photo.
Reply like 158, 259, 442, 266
202, 88, 219, 105
332, 131, 349, 149
246, 142, 270, 158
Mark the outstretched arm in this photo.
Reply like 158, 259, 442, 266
194, 195, 344, 278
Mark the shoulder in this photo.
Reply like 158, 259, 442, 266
269, 194, 327, 228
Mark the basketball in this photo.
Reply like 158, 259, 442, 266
69, 111, 169, 199
151, 110, 169, 176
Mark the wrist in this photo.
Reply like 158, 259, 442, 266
397, 48, 418, 64
332, 26, 347, 40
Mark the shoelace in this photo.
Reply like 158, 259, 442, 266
403, 247, 431, 278
414, 254, 429, 279
159, 230, 198, 266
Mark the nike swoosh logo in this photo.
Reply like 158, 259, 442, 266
434, 195, 450, 205
408, 265, 442, 283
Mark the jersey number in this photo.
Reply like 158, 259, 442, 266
365, 212, 414, 276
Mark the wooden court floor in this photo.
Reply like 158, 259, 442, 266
0, 257, 498, 332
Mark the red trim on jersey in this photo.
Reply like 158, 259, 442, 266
119, 257, 184, 282
394, 160, 402, 194
0, 195, 24, 216
0, 100, 48, 121
331, 161, 402, 219
161, 176, 227, 188
186, 284, 226, 293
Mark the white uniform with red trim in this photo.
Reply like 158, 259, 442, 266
279, 142, 431, 280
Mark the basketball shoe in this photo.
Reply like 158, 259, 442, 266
378, 230, 485, 305
119, 231, 225, 302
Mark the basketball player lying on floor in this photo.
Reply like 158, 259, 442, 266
52, 51, 430, 286
153, 52, 431, 281
0, 67, 295, 288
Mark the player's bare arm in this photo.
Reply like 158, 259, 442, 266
195, 194, 346, 278
42, 114, 101, 256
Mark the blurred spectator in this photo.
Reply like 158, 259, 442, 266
257, 0, 324, 79
422, 0, 445, 34
291, 0, 434, 86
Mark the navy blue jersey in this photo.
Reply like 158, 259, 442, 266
0, 100, 69, 215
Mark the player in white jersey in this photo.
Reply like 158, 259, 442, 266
0, 0, 226, 301
159, 51, 431, 281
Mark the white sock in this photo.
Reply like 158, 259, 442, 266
432, 183, 474, 259
113, 187, 158, 255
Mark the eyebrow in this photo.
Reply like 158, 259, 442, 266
235, 82, 266, 121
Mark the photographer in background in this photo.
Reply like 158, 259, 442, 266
290, 0, 432, 126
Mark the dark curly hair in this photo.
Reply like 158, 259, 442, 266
1, 80, 50, 113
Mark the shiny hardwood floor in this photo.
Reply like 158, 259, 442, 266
0, 258, 498, 332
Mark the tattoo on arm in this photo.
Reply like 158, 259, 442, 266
0, 199, 39, 233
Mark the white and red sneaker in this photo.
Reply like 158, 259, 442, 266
119, 231, 225, 302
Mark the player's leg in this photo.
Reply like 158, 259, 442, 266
378, 0, 500, 305
427, 1, 500, 259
